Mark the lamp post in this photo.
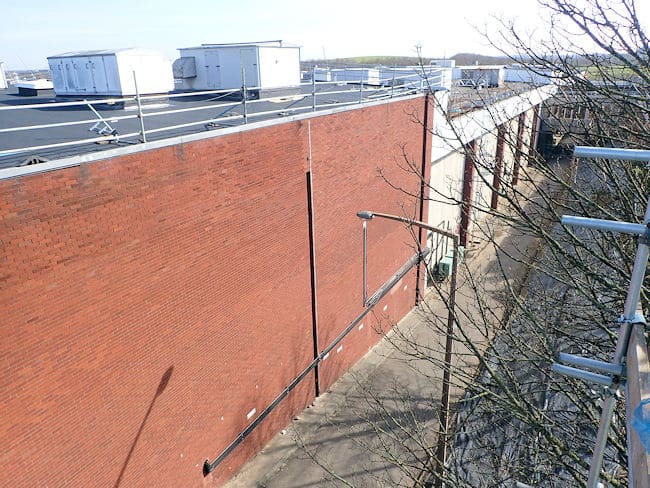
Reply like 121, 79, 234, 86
356, 210, 460, 488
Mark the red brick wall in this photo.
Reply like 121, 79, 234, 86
309, 99, 431, 390
0, 96, 430, 487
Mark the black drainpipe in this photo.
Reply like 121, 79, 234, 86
415, 91, 431, 305
306, 170, 320, 397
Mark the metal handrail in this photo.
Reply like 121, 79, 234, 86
0, 69, 447, 163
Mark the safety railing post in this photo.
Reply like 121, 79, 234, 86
241, 66, 248, 124
359, 66, 364, 104
133, 71, 147, 143
312, 65, 316, 112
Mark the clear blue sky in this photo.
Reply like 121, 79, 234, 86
1, 0, 649, 70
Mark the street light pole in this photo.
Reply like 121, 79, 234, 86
356, 210, 459, 487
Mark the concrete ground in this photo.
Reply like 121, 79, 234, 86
224, 176, 547, 488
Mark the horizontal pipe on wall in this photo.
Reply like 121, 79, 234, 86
203, 247, 430, 475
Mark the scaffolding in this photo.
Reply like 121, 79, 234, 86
552, 145, 650, 487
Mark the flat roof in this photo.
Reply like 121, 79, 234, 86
0, 77, 547, 171
0, 82, 415, 169
448, 81, 542, 115
47, 48, 148, 58
180, 41, 299, 50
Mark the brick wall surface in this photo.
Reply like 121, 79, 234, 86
309, 99, 431, 389
0, 96, 429, 487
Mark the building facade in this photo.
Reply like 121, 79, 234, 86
0, 83, 552, 486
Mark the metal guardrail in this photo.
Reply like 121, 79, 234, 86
0, 68, 449, 165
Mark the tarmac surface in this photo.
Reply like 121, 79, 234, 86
0, 80, 535, 170
223, 186, 543, 488
0, 82, 418, 169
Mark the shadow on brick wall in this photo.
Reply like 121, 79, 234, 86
113, 366, 174, 488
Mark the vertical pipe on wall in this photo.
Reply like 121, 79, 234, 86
362, 220, 368, 306
306, 121, 321, 397
415, 92, 432, 304
459, 140, 477, 248
491, 124, 506, 210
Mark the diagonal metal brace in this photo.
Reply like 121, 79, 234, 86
85, 101, 118, 139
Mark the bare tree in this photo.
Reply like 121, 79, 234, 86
423, 1, 649, 485
285, 2, 650, 487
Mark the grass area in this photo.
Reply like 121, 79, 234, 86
302, 53, 513, 67
581, 63, 648, 81
303, 56, 430, 67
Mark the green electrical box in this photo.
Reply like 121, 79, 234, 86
432, 246, 465, 282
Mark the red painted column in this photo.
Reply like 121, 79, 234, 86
491, 124, 506, 210
530, 104, 542, 160
512, 112, 527, 186
459, 140, 477, 248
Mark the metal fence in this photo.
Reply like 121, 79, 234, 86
0, 67, 450, 167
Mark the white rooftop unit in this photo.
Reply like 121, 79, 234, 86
430, 59, 456, 68
47, 48, 174, 97
15, 79, 54, 96
504, 65, 555, 85
0, 62, 7, 90
378, 66, 452, 90
174, 41, 300, 96
453, 66, 505, 88
330, 68, 381, 85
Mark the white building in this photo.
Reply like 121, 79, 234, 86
452, 66, 505, 88
173, 40, 300, 96
504, 64, 556, 85
425, 83, 556, 281
47, 48, 174, 97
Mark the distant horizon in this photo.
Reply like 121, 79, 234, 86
2, 52, 517, 73
2, 0, 649, 71
1, 50, 503, 72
